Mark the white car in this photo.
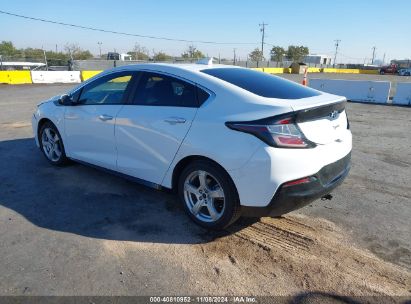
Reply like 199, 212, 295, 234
32, 63, 352, 229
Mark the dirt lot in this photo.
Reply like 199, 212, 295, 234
0, 83, 410, 301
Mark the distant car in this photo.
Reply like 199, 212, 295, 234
398, 68, 411, 76
379, 64, 399, 75
106, 52, 132, 61
32, 63, 352, 229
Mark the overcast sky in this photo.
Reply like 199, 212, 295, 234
1, 0, 410, 63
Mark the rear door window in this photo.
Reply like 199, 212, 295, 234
202, 68, 321, 99
132, 72, 199, 107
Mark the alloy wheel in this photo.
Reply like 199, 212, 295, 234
183, 170, 225, 223
41, 127, 62, 162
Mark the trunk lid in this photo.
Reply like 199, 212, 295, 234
287, 94, 348, 145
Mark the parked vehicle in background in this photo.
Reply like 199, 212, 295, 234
398, 68, 411, 76
32, 63, 352, 229
379, 64, 399, 75
106, 52, 132, 61
0, 61, 46, 71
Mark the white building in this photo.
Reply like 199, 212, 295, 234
303, 54, 332, 65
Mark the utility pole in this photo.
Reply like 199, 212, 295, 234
382, 53, 386, 65
333, 39, 341, 67
371, 46, 376, 65
233, 48, 237, 65
43, 49, 48, 71
259, 22, 268, 59
55, 44, 57, 53
97, 42, 102, 58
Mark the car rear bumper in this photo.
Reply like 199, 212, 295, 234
241, 152, 351, 217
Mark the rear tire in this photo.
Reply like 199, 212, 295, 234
178, 160, 241, 230
39, 121, 68, 166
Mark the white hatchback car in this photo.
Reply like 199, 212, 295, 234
32, 63, 352, 229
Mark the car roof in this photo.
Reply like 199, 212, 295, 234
73, 62, 243, 95
117, 62, 241, 73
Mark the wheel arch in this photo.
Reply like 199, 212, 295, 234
37, 118, 64, 145
171, 155, 238, 195
37, 118, 53, 139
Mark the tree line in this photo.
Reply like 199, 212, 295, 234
249, 45, 309, 63
127, 44, 205, 61
0, 41, 309, 65
0, 41, 207, 64
0, 41, 93, 65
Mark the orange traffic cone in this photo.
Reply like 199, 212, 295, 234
302, 67, 308, 86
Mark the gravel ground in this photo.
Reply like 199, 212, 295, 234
0, 83, 410, 299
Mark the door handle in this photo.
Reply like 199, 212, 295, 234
98, 114, 113, 121
164, 117, 186, 124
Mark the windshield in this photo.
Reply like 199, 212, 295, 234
202, 68, 321, 99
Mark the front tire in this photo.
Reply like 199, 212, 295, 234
39, 121, 68, 166
178, 160, 241, 230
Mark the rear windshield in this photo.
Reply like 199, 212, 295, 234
201, 68, 321, 99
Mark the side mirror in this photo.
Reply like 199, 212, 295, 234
58, 94, 74, 106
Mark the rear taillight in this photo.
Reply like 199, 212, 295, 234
226, 114, 316, 149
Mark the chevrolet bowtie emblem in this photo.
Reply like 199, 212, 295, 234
329, 110, 338, 119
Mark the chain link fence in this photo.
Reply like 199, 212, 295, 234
71, 59, 349, 71
1, 55, 378, 71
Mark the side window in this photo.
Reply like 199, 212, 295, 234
197, 87, 210, 106
132, 72, 198, 107
78, 73, 133, 105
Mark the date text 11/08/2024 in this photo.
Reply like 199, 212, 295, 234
149, 296, 257, 303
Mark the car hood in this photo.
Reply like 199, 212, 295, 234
37, 95, 60, 107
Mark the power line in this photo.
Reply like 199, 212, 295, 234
0, 10, 257, 46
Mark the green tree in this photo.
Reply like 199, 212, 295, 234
64, 43, 93, 60
128, 43, 150, 60
286, 45, 309, 62
181, 45, 204, 59
248, 48, 264, 62
153, 51, 172, 61
0, 41, 17, 57
45, 51, 69, 66
19, 48, 69, 65
270, 46, 286, 62
22, 48, 44, 59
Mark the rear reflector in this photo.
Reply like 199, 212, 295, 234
283, 176, 315, 187
276, 136, 307, 146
